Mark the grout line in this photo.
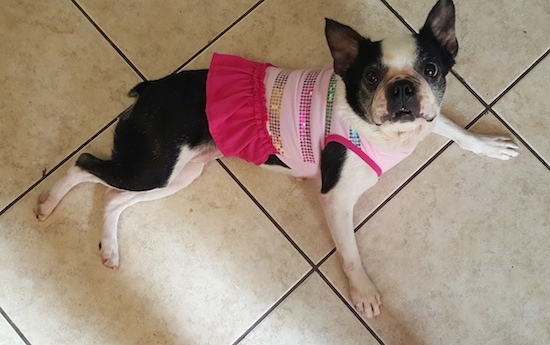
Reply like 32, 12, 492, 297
0, 114, 121, 217
0, 307, 32, 345
216, 160, 316, 267
69, 0, 147, 81
171, 0, 266, 73
352, 110, 486, 232
378, 0, 416, 33
231, 269, 315, 345
316, 270, 386, 345
490, 110, 550, 171
316, 247, 337, 268
450, 69, 489, 108
489, 48, 550, 107
353, 141, 454, 232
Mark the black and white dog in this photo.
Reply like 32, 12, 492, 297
35, 0, 518, 318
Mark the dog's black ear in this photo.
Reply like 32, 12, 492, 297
419, 0, 458, 58
325, 18, 365, 76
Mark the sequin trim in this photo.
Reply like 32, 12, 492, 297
324, 74, 337, 137
349, 129, 361, 148
299, 70, 321, 163
268, 70, 291, 155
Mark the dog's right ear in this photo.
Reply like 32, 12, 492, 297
325, 19, 365, 76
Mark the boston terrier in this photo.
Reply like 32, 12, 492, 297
35, 0, 519, 318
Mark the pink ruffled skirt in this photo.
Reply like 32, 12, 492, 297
206, 53, 277, 165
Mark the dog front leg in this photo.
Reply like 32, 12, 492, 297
433, 113, 519, 160
320, 148, 381, 318
322, 190, 382, 319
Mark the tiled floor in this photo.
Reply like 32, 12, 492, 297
1, 0, 548, 344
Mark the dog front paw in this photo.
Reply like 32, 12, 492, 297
349, 272, 382, 319
465, 135, 520, 160
33, 192, 55, 220
99, 240, 119, 269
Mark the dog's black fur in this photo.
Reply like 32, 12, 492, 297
77, 70, 213, 191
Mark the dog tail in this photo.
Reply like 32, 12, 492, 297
75, 153, 117, 183
128, 81, 152, 98
76, 153, 126, 190
75, 153, 162, 191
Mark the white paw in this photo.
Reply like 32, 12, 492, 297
349, 272, 382, 319
99, 240, 119, 269
467, 135, 520, 160
33, 192, 55, 221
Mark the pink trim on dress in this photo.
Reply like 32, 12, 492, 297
325, 134, 383, 177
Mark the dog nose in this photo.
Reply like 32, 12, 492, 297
391, 79, 416, 105
384, 79, 420, 122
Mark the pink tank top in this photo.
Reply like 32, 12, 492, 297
206, 54, 414, 179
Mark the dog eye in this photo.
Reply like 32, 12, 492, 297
424, 63, 439, 78
364, 71, 379, 85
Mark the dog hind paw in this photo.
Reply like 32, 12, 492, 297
99, 241, 120, 269
33, 192, 54, 221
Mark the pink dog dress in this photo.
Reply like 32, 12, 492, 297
206, 53, 414, 179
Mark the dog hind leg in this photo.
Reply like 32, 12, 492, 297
99, 161, 206, 269
34, 165, 105, 220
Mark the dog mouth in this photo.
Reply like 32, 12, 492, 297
394, 107, 413, 119
375, 108, 433, 125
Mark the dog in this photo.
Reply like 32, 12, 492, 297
34, 0, 519, 319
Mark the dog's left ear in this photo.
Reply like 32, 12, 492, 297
325, 18, 365, 76
419, 0, 458, 58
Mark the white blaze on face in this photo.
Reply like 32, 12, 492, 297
375, 34, 439, 123
380, 34, 417, 70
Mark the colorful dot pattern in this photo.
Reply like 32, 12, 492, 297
349, 129, 361, 148
324, 74, 338, 137
299, 70, 321, 163
268, 70, 291, 155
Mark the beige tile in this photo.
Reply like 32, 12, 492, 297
239, 273, 381, 345
184, 0, 410, 70
494, 55, 550, 163
0, 0, 140, 210
321, 114, 550, 345
0, 317, 24, 345
77, 0, 259, 79
0, 127, 310, 344
183, 0, 485, 262
385, 0, 550, 103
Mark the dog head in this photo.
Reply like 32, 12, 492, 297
325, 0, 458, 147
